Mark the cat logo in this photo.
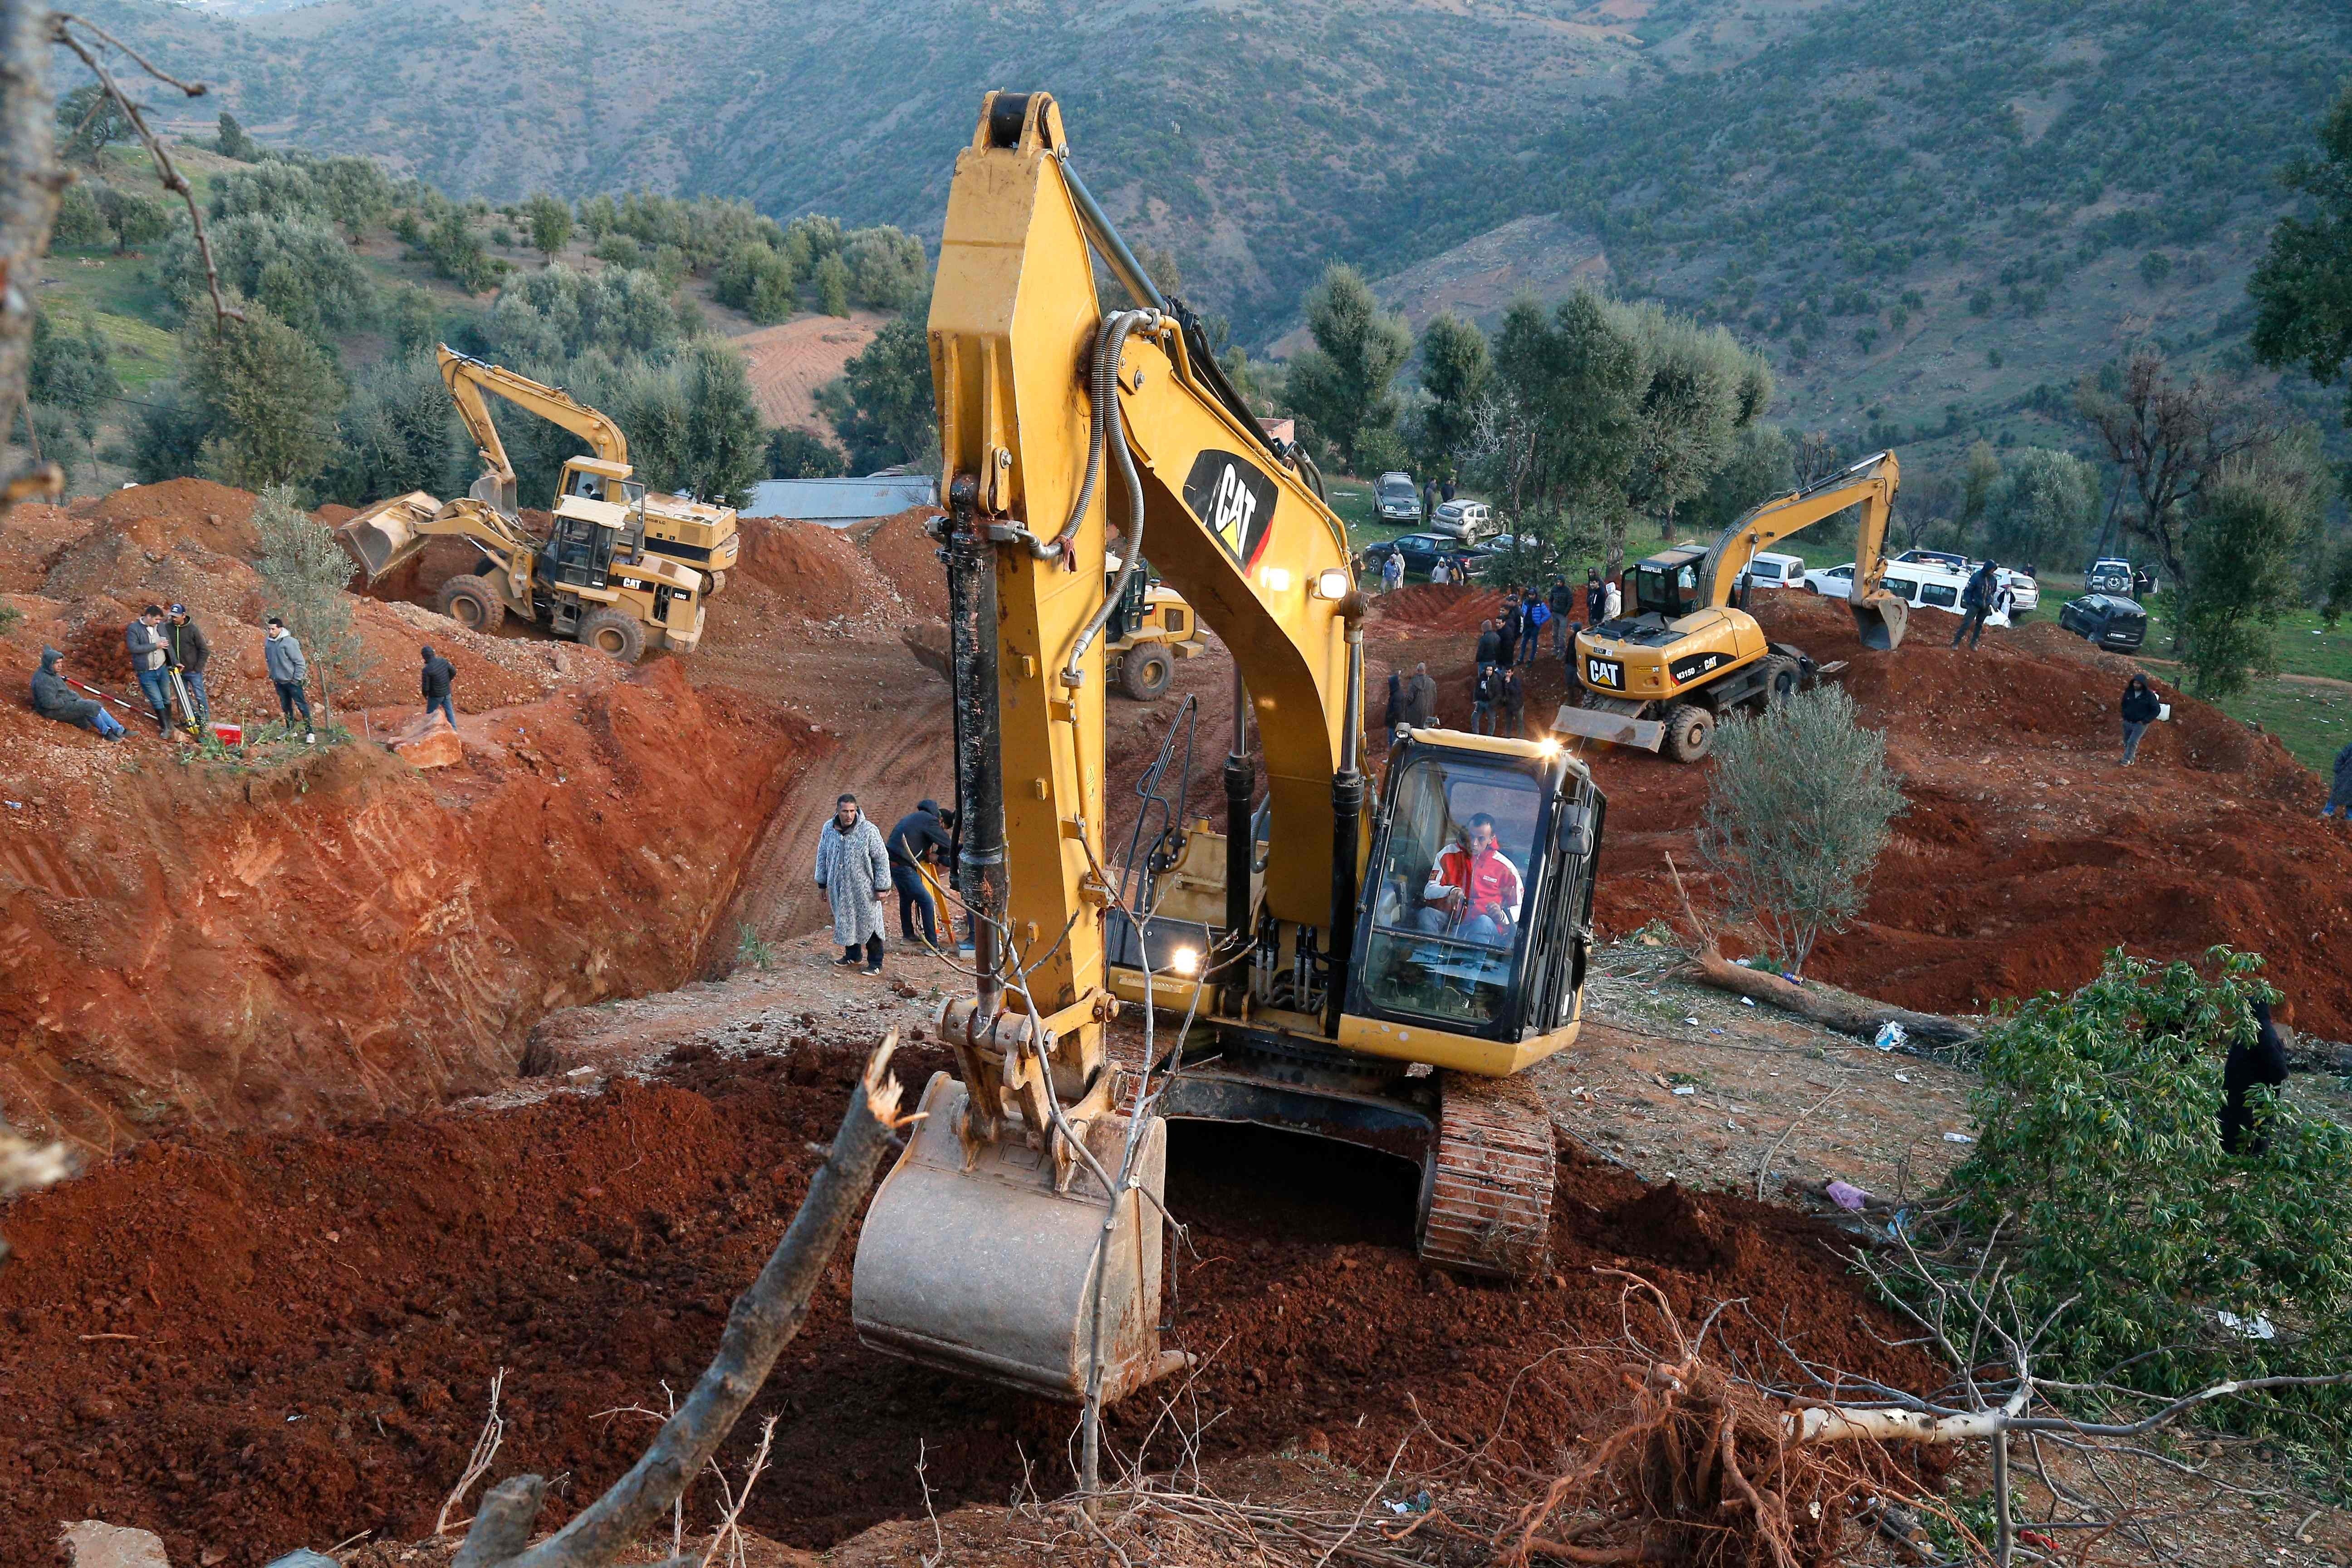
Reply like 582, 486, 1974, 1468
1181, 450, 1279, 570
1585, 656, 1625, 690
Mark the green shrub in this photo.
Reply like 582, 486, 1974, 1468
1947, 948, 2352, 1456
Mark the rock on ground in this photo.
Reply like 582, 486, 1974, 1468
61, 1521, 171, 1568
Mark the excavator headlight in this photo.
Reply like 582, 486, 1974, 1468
1310, 567, 1350, 600
1170, 946, 1201, 977
1260, 567, 1293, 593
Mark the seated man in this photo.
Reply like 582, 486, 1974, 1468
30, 646, 125, 740
1415, 813, 1523, 947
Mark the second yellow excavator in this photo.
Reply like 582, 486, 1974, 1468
849, 92, 1607, 1408
1555, 455, 1910, 761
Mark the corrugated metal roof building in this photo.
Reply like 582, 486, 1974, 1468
743, 475, 939, 524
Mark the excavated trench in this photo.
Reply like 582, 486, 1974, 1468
0, 1033, 1939, 1566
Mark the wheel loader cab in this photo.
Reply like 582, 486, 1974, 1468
1632, 547, 1709, 621
538, 493, 640, 590
1352, 736, 1602, 1044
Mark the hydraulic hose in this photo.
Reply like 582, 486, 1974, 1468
1060, 309, 1161, 686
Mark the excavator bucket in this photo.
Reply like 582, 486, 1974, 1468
1852, 588, 1908, 652
851, 1073, 1179, 1403
335, 491, 444, 584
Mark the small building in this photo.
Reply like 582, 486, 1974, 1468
1258, 417, 1295, 447
742, 475, 939, 525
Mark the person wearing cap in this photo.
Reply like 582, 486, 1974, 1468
263, 616, 315, 743
420, 644, 457, 728
126, 604, 170, 736
164, 604, 209, 723
886, 798, 956, 948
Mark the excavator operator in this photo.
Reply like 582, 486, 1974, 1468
1419, 814, 1523, 946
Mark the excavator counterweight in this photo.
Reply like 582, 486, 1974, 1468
849, 92, 1607, 1406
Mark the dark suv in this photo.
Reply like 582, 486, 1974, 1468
2058, 593, 2146, 651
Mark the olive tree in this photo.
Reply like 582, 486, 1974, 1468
1697, 684, 1903, 976
253, 484, 370, 720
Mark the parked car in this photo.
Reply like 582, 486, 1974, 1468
1804, 562, 1856, 598
1429, 499, 1496, 543
1361, 532, 1491, 580
2086, 558, 2135, 595
1896, 549, 1970, 572
2059, 593, 2147, 651
1737, 552, 1808, 590
1375, 470, 1421, 523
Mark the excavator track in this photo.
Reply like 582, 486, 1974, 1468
1417, 1073, 1555, 1279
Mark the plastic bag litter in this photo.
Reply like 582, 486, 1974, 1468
1942, 1131, 1975, 1144
1672, 1085, 1698, 1097
1826, 1179, 1871, 1211
1740, 996, 1756, 1006
2215, 1308, 2277, 1342
1873, 1021, 1907, 1052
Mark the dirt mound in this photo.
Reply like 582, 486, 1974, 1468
71, 478, 266, 562
0, 1040, 1939, 1567
1520, 589, 2352, 1035
0, 606, 813, 1147
853, 507, 947, 620
730, 516, 903, 626
1367, 583, 1502, 634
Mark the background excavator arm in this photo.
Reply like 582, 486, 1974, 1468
1698, 449, 1908, 651
436, 345, 631, 515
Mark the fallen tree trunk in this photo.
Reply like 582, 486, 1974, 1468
1674, 946, 1979, 1052
451, 1034, 908, 1568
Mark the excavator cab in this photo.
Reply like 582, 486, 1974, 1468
1353, 739, 1600, 1039
1632, 547, 1707, 621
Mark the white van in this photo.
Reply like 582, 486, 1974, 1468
1881, 562, 2010, 626
1738, 552, 1807, 590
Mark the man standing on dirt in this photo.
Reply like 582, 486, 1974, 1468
2324, 740, 2352, 824
1401, 662, 1438, 730
1474, 617, 1503, 671
1496, 593, 1521, 669
1953, 560, 1999, 651
1471, 663, 1499, 735
1519, 592, 1546, 667
1584, 569, 1604, 628
887, 799, 955, 949
1381, 549, 1404, 594
420, 645, 457, 728
264, 617, 315, 744
126, 605, 170, 736
164, 604, 209, 724
1383, 667, 1402, 732
1548, 576, 1576, 655
1501, 665, 1525, 739
816, 792, 891, 974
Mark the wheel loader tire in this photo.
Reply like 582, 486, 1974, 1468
436, 575, 504, 632
578, 608, 647, 664
1119, 643, 1174, 701
1661, 702, 1715, 763
1757, 653, 1801, 708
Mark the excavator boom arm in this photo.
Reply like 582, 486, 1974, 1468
436, 345, 632, 509
1699, 450, 1907, 651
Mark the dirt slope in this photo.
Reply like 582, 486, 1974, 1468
0, 485, 815, 1148
734, 311, 885, 434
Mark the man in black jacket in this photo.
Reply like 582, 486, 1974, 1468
2221, 998, 2291, 1155
1383, 668, 1402, 732
886, 799, 955, 947
420, 645, 457, 727
1952, 560, 1999, 651
2119, 674, 2160, 766
1547, 577, 1577, 656
1495, 596, 1520, 668
1584, 569, 1605, 628
1501, 666, 1526, 738
164, 604, 210, 722
1474, 618, 1503, 671
1471, 665, 1498, 735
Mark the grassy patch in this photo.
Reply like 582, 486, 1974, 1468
2209, 679, 2352, 780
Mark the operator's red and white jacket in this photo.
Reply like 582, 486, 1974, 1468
1423, 842, 1524, 923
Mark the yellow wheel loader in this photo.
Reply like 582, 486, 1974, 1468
850, 92, 1608, 1408
1555, 454, 1911, 762
1103, 554, 1205, 700
336, 349, 719, 659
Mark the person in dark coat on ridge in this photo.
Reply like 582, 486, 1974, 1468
1547, 576, 1577, 655
30, 646, 124, 739
420, 645, 457, 728
1474, 618, 1503, 671
1495, 597, 1520, 668
1383, 667, 1402, 732
1501, 665, 1525, 738
2221, 998, 2291, 1155
164, 604, 210, 722
2118, 673, 2161, 766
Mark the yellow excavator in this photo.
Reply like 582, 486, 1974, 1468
1554, 454, 1910, 761
850, 92, 1608, 1406
338, 348, 725, 660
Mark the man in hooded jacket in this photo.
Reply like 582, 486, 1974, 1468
886, 799, 956, 948
31, 647, 124, 739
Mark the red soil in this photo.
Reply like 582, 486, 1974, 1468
0, 1036, 1938, 1567
854, 507, 948, 621
1367, 582, 1504, 635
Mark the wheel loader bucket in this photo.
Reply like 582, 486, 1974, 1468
336, 491, 444, 584
852, 1072, 1177, 1404
1852, 588, 1908, 652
